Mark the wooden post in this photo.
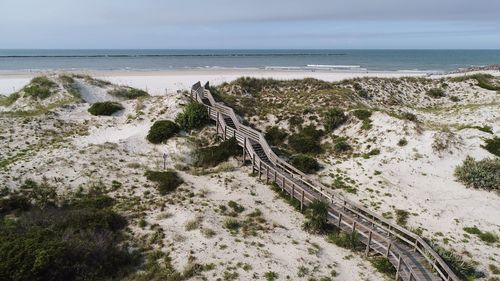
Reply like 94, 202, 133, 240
216, 112, 220, 137
300, 190, 305, 212
224, 125, 227, 140
266, 166, 269, 184
365, 231, 372, 256
274, 170, 277, 182
282, 177, 286, 191
252, 153, 255, 174
395, 256, 402, 281
338, 213, 342, 227
258, 161, 262, 180
385, 242, 392, 258
352, 221, 356, 233
291, 184, 295, 200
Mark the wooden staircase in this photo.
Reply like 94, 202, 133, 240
190, 81, 460, 281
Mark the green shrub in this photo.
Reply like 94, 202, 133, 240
323, 108, 347, 132
264, 271, 278, 281
288, 126, 323, 154
0, 92, 21, 106
175, 102, 209, 130
0, 193, 136, 281
302, 200, 329, 234
482, 137, 500, 157
108, 87, 148, 99
326, 228, 363, 250
401, 112, 418, 122
193, 137, 240, 167
88, 101, 124, 116
223, 218, 241, 232
369, 257, 396, 277
395, 209, 410, 226
334, 141, 351, 153
464, 226, 499, 243
265, 126, 288, 146
430, 242, 484, 279
427, 88, 446, 98
147, 120, 179, 144
291, 155, 320, 174
398, 138, 408, 146
352, 109, 372, 121
145, 170, 183, 195
23, 76, 57, 99
454, 156, 499, 191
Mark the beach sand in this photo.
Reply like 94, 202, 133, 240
0, 68, 432, 95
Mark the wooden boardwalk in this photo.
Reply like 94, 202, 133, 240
191, 82, 460, 281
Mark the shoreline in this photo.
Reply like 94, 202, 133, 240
1, 68, 499, 96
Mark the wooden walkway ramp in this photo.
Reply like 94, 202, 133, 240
191, 82, 460, 281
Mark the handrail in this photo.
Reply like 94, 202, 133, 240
191, 82, 460, 281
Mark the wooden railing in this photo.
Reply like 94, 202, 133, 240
191, 82, 459, 281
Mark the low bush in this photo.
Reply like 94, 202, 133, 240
175, 102, 209, 131
395, 209, 410, 226
0, 192, 136, 281
401, 112, 418, 122
291, 155, 320, 174
265, 126, 288, 146
454, 156, 499, 191
108, 87, 148, 99
88, 101, 124, 116
288, 126, 323, 154
352, 109, 372, 121
326, 228, 363, 251
427, 88, 446, 98
334, 140, 352, 153
147, 120, 179, 144
193, 137, 240, 167
145, 170, 183, 195
482, 136, 500, 157
369, 257, 396, 277
23, 76, 57, 99
464, 226, 499, 243
302, 200, 329, 234
323, 108, 347, 132
431, 242, 484, 279
398, 138, 408, 146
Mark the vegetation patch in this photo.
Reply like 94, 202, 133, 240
288, 125, 323, 154
481, 136, 500, 156
88, 101, 124, 116
326, 228, 363, 251
454, 156, 499, 192
22, 76, 58, 100
147, 120, 179, 144
175, 102, 209, 131
302, 200, 330, 234
430, 242, 484, 280
452, 73, 500, 91
369, 257, 396, 278
426, 88, 446, 98
395, 209, 410, 226
145, 170, 183, 195
291, 154, 320, 174
0, 182, 137, 281
265, 126, 288, 146
463, 226, 499, 243
108, 87, 148, 99
323, 108, 347, 132
0, 92, 21, 106
193, 137, 240, 167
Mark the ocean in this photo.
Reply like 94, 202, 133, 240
0, 49, 499, 72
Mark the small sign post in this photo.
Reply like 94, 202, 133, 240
163, 152, 167, 169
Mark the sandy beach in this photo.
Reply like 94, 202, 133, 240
0, 68, 433, 96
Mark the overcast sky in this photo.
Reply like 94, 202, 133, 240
0, 0, 499, 49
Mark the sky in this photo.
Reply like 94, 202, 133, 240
0, 0, 499, 49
